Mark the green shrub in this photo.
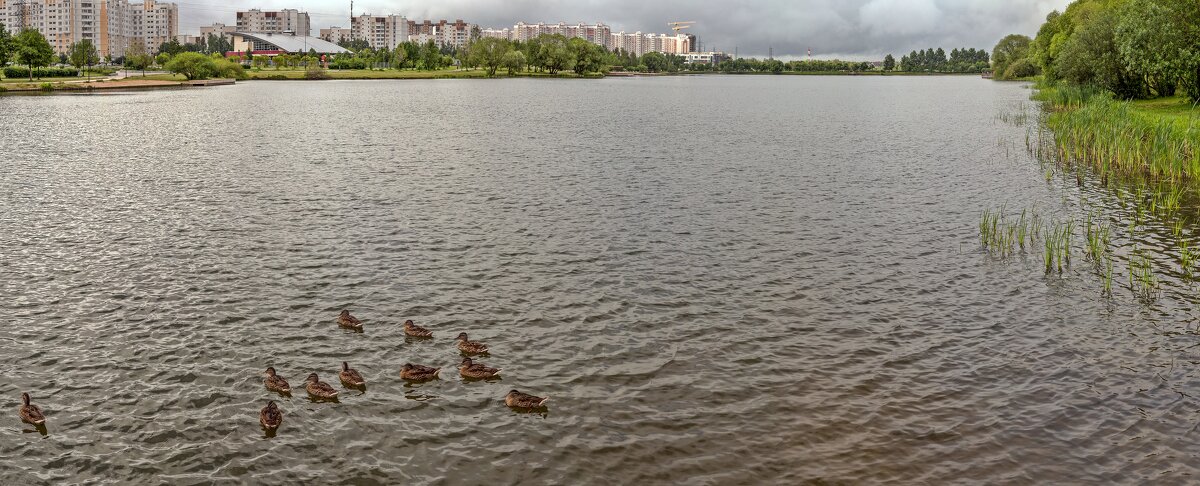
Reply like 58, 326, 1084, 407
1003, 58, 1039, 79
304, 64, 330, 80
3, 66, 80, 78
39, 82, 55, 91
212, 58, 246, 79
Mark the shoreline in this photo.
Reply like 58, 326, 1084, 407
0, 69, 989, 93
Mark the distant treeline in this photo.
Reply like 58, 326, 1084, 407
900, 48, 990, 73
992, 0, 1200, 102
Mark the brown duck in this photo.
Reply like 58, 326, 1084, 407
337, 310, 362, 330
400, 363, 441, 381
19, 393, 46, 425
259, 400, 283, 430
403, 319, 433, 338
264, 367, 291, 394
339, 362, 366, 387
304, 373, 339, 399
504, 389, 549, 408
459, 357, 502, 379
455, 332, 489, 354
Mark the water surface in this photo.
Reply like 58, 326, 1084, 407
3, 76, 1199, 484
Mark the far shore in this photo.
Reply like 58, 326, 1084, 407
0, 68, 989, 93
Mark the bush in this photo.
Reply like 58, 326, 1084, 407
304, 64, 330, 80
213, 59, 246, 79
1002, 58, 1039, 79
165, 52, 217, 80
3, 66, 80, 78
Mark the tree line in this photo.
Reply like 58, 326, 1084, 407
900, 47, 989, 73
992, 0, 1200, 102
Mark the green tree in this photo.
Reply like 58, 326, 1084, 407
883, 54, 895, 71
1055, 7, 1146, 99
125, 40, 151, 76
502, 50, 526, 75
68, 39, 100, 81
165, 51, 217, 80
642, 52, 667, 73
155, 52, 170, 67
468, 37, 510, 76
537, 34, 574, 74
992, 34, 1034, 79
0, 23, 12, 67
1116, 0, 1200, 101
14, 29, 54, 81
567, 37, 606, 75
158, 39, 185, 57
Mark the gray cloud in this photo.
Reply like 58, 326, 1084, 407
179, 0, 1070, 59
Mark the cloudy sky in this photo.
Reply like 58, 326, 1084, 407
180, 0, 1071, 59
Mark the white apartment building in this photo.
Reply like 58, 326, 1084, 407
236, 9, 309, 36
510, 21, 611, 47
609, 32, 690, 56
350, 14, 407, 49
319, 26, 350, 44
0, 0, 176, 58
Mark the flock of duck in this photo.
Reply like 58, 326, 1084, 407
17, 310, 550, 433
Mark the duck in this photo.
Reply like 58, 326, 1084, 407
504, 389, 549, 409
19, 393, 45, 425
455, 332, 489, 355
264, 367, 291, 394
304, 373, 339, 399
459, 357, 502, 379
339, 362, 366, 387
403, 319, 433, 338
337, 310, 362, 330
400, 363, 441, 381
259, 400, 283, 430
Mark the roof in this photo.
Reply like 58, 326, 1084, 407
232, 32, 351, 54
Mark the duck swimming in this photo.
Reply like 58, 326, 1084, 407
337, 310, 362, 330
400, 363, 441, 381
455, 332, 489, 355
459, 357, 502, 379
403, 320, 433, 338
264, 367, 290, 394
259, 400, 283, 430
339, 362, 366, 387
304, 373, 339, 399
504, 389, 549, 409
18, 393, 45, 425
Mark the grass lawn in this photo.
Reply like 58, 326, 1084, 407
1129, 96, 1200, 128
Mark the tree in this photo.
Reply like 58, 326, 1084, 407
883, 54, 895, 71
0, 23, 12, 67
125, 40, 151, 76
14, 29, 54, 81
1055, 7, 1146, 99
537, 34, 574, 74
164, 51, 217, 80
1116, 0, 1200, 102
468, 37, 509, 76
992, 34, 1034, 79
68, 39, 100, 81
502, 50, 526, 75
158, 39, 185, 57
642, 52, 667, 73
567, 37, 606, 75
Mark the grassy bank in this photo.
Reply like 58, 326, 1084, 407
1035, 83, 1200, 184
241, 68, 600, 80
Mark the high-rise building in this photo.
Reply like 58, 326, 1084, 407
235, 9, 310, 36
349, 14, 407, 49
319, 26, 351, 44
406, 19, 474, 49
510, 22, 611, 48
609, 31, 690, 56
0, 0, 177, 58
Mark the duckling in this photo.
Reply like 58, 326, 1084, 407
304, 373, 339, 399
264, 367, 290, 394
400, 363, 441, 381
504, 389, 549, 409
403, 319, 433, 338
339, 361, 366, 387
337, 310, 362, 330
18, 393, 45, 425
459, 357, 502, 379
455, 332, 489, 355
259, 400, 283, 430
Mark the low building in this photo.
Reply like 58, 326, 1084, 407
200, 23, 236, 41
679, 51, 729, 65
229, 32, 351, 56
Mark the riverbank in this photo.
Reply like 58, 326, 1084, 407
1032, 82, 1199, 184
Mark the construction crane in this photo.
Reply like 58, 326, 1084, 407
668, 21, 696, 33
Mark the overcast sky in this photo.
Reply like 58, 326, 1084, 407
181, 0, 1071, 59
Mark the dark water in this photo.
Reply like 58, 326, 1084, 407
3, 76, 1200, 484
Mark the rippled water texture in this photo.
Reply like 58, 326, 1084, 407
3, 76, 1199, 484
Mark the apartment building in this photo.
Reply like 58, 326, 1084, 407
407, 19, 473, 49
318, 26, 350, 44
199, 22, 235, 40
610, 31, 691, 56
510, 21, 611, 47
0, 0, 176, 58
349, 14, 407, 49
236, 9, 309, 36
